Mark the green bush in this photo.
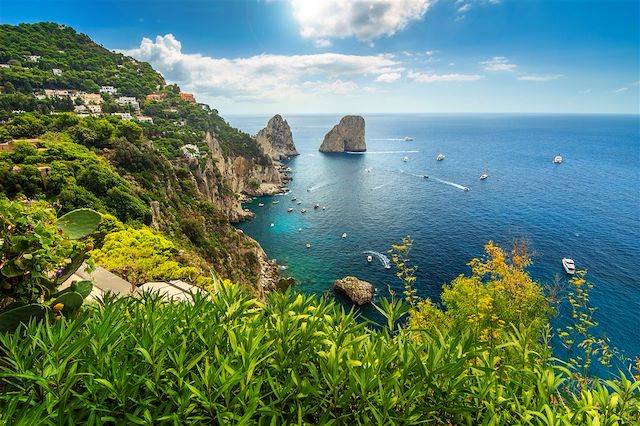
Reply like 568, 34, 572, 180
0, 285, 638, 424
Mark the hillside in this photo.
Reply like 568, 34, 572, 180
0, 23, 286, 293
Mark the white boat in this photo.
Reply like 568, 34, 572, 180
287, 208, 293, 212
270, 223, 274, 227
402, 156, 409, 162
480, 172, 488, 180
553, 155, 562, 164
300, 208, 307, 213
306, 243, 311, 249
436, 153, 445, 161
258, 203, 264, 207
463, 187, 470, 192
403, 136, 414, 141
322, 206, 326, 210
367, 255, 373, 263
341, 232, 347, 238
307, 188, 311, 192
272, 200, 279, 204
298, 228, 302, 232
314, 204, 320, 209
562, 258, 576, 274
291, 196, 297, 201
296, 201, 302, 205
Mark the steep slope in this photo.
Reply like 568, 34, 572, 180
0, 23, 283, 293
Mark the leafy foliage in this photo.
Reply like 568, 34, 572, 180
0, 285, 638, 424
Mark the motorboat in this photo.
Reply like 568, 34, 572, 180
298, 228, 302, 232
403, 136, 414, 141
287, 208, 293, 212
306, 243, 311, 249
296, 201, 302, 205
300, 208, 307, 213
367, 255, 373, 263
307, 188, 311, 192
341, 232, 347, 238
291, 196, 297, 201
436, 153, 445, 161
270, 223, 274, 227
423, 175, 429, 179
322, 206, 326, 210
258, 203, 264, 207
272, 200, 279, 204
402, 156, 409, 162
553, 155, 562, 164
463, 187, 470, 192
480, 173, 488, 180
314, 204, 320, 209
562, 258, 576, 275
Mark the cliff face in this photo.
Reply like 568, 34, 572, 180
255, 115, 299, 160
319, 115, 366, 153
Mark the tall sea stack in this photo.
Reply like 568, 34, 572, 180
319, 115, 366, 153
254, 114, 299, 160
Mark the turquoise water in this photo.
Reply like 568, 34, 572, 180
229, 113, 640, 362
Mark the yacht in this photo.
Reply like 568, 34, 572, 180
300, 208, 307, 213
341, 232, 347, 238
562, 258, 576, 275
287, 208, 293, 212
553, 155, 563, 164
402, 156, 409, 162
296, 201, 302, 205
403, 136, 414, 141
436, 153, 445, 161
480, 171, 488, 180
367, 255, 373, 263
258, 203, 264, 207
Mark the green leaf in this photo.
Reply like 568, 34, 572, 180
57, 208, 102, 240
0, 303, 50, 332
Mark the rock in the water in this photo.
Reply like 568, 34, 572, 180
319, 115, 366, 153
255, 114, 299, 160
333, 276, 375, 305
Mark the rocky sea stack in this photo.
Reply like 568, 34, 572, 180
319, 115, 366, 153
332, 276, 375, 305
255, 114, 299, 160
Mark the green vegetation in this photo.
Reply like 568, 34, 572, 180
0, 283, 637, 424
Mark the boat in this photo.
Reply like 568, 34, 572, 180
270, 223, 274, 227
341, 232, 347, 238
403, 136, 414, 141
314, 204, 320, 209
480, 171, 488, 180
297, 201, 302, 205
553, 154, 562, 164
272, 200, 279, 204
258, 203, 264, 207
402, 156, 409, 162
322, 206, 326, 210
291, 196, 297, 201
463, 187, 470, 192
287, 208, 293, 212
306, 243, 311, 249
422, 175, 429, 179
300, 208, 307, 213
367, 255, 373, 263
307, 188, 311, 192
436, 153, 445, 161
562, 258, 576, 275
298, 228, 302, 232
286, 167, 292, 172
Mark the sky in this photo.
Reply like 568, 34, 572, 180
1, 0, 639, 115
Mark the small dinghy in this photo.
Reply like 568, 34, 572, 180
287, 208, 293, 212
272, 200, 279, 204
562, 257, 576, 275
306, 242, 311, 249
301, 208, 307, 213
367, 255, 373, 263
258, 203, 264, 207
342, 232, 347, 239
314, 204, 320, 209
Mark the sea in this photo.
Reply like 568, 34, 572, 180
228, 113, 640, 368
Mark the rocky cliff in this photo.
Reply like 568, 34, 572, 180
255, 115, 299, 160
319, 115, 366, 153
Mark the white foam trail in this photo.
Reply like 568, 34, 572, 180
399, 169, 469, 191
372, 182, 392, 190
363, 251, 391, 269
307, 181, 337, 192
368, 138, 405, 141
346, 150, 420, 155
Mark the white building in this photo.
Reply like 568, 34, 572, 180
99, 86, 117, 95
116, 96, 140, 110
136, 116, 153, 123
87, 105, 102, 114
180, 144, 200, 159
0, 64, 10, 68
113, 112, 132, 120
74, 105, 88, 114
52, 68, 62, 76
25, 55, 41, 62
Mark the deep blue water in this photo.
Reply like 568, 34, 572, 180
229, 113, 640, 364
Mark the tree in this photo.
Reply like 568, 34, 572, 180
116, 120, 142, 143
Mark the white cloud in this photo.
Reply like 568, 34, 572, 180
613, 87, 629, 93
407, 71, 484, 83
291, 0, 433, 42
517, 74, 564, 82
481, 56, 517, 72
376, 72, 402, 82
121, 34, 403, 102
314, 38, 332, 48
457, 3, 471, 13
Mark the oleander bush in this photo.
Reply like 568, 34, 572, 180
0, 284, 638, 425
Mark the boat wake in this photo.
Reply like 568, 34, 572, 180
307, 181, 337, 192
399, 170, 470, 191
368, 138, 407, 141
346, 150, 420, 155
372, 182, 392, 190
362, 251, 392, 269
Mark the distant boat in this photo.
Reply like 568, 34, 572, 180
272, 200, 279, 204
307, 187, 311, 192
258, 203, 264, 207
270, 223, 274, 227
301, 208, 307, 213
291, 196, 297, 201
422, 175, 429, 179
365, 168, 371, 173
322, 206, 326, 210
436, 153, 445, 161
367, 255, 373, 263
296, 201, 302, 205
403, 136, 414, 141
298, 228, 302, 232
403, 156, 409, 162
287, 207, 293, 212
553, 154, 563, 164
314, 204, 320, 209
480, 173, 488, 180
306, 243, 311, 249
562, 257, 576, 275
342, 232, 347, 238
463, 187, 470, 192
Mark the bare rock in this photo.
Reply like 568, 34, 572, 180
255, 114, 299, 160
333, 276, 375, 305
319, 115, 366, 153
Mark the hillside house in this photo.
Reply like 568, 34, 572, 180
25, 55, 41, 62
180, 144, 200, 159
117, 96, 140, 110
52, 68, 62, 76
136, 116, 153, 123
87, 105, 102, 114
113, 112, 132, 120
100, 86, 117, 95
77, 93, 102, 105
179, 93, 196, 103
146, 92, 166, 101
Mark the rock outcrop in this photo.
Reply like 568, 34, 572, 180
255, 115, 299, 160
332, 276, 375, 305
319, 115, 366, 153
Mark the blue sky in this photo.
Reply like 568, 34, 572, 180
1, 0, 638, 114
